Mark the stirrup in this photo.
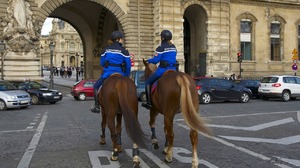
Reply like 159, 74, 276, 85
142, 102, 153, 109
90, 104, 100, 113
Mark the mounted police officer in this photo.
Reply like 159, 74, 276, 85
142, 30, 178, 109
90, 31, 131, 113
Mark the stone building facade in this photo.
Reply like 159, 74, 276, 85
40, 19, 83, 70
0, 0, 300, 80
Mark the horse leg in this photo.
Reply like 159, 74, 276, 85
107, 117, 119, 161
149, 110, 159, 150
164, 116, 174, 163
116, 113, 122, 152
190, 129, 199, 168
132, 143, 141, 168
100, 110, 106, 145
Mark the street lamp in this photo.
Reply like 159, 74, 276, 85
40, 45, 44, 77
49, 42, 55, 89
0, 40, 6, 80
75, 52, 79, 82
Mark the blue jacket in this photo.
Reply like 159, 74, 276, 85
147, 41, 177, 76
100, 42, 131, 78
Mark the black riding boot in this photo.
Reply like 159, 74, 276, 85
142, 85, 153, 109
90, 89, 100, 113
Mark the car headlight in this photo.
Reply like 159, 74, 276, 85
58, 92, 62, 95
42, 93, 53, 96
8, 95, 18, 100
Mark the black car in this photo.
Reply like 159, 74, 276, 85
195, 78, 252, 104
9, 81, 63, 105
235, 80, 260, 98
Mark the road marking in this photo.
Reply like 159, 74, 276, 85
0, 129, 34, 134
207, 118, 294, 131
275, 156, 300, 167
219, 135, 300, 145
139, 149, 170, 168
26, 126, 34, 129
88, 151, 120, 168
173, 147, 218, 168
17, 112, 48, 168
202, 111, 298, 119
177, 123, 291, 168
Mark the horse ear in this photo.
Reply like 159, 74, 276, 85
142, 59, 147, 66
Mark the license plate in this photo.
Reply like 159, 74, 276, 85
20, 100, 29, 104
54, 96, 60, 99
262, 89, 269, 92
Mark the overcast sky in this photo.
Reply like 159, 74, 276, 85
41, 18, 53, 35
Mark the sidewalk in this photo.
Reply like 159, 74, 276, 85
42, 70, 81, 88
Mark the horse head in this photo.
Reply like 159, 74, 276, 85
142, 59, 157, 79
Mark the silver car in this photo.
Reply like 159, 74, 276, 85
0, 80, 31, 110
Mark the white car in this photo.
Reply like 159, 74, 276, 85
0, 80, 31, 110
258, 75, 300, 101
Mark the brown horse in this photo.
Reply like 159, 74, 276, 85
143, 59, 212, 168
98, 74, 147, 167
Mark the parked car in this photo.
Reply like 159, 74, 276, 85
258, 75, 300, 101
10, 81, 63, 105
130, 70, 146, 102
235, 80, 260, 98
71, 80, 95, 101
0, 80, 31, 110
195, 77, 252, 104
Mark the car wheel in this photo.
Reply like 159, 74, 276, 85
239, 92, 250, 103
0, 100, 7, 111
50, 102, 57, 104
31, 95, 40, 105
140, 92, 146, 102
78, 93, 86, 101
281, 90, 291, 102
200, 93, 211, 104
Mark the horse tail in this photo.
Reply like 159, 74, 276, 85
176, 75, 212, 136
116, 79, 147, 149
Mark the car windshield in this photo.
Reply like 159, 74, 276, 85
28, 82, 47, 89
261, 77, 278, 83
137, 73, 145, 83
0, 81, 18, 91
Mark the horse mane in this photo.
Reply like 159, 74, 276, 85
148, 63, 157, 72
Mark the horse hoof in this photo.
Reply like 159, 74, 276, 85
152, 143, 159, 151
163, 147, 169, 154
99, 139, 106, 145
110, 156, 118, 161
165, 157, 172, 163
133, 162, 140, 168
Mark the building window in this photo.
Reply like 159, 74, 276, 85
69, 42, 75, 52
240, 20, 252, 60
270, 22, 281, 61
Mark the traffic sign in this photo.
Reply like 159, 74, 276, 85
292, 49, 299, 60
292, 48, 298, 55
292, 64, 298, 71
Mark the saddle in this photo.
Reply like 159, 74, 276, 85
97, 73, 122, 93
151, 70, 175, 94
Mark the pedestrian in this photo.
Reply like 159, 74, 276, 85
142, 30, 177, 109
90, 31, 131, 113
229, 73, 236, 81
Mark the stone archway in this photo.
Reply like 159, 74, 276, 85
39, 0, 127, 80
183, 4, 208, 77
